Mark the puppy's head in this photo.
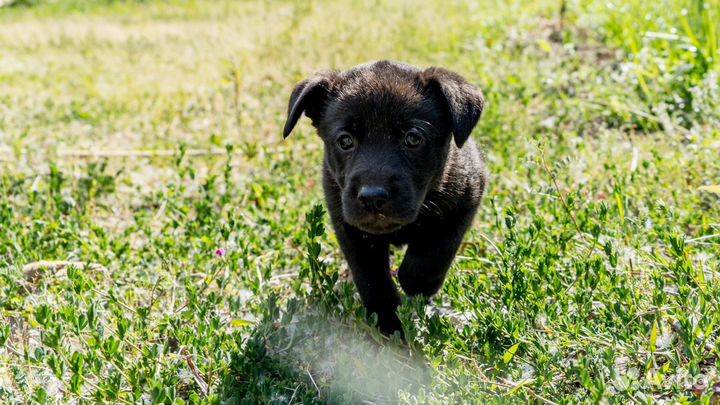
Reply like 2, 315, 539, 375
283, 61, 484, 234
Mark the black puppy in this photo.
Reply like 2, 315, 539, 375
283, 61, 487, 335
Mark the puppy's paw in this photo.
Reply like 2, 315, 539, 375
372, 311, 405, 340
398, 266, 444, 298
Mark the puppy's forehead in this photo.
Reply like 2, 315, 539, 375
324, 64, 438, 132
340, 64, 420, 98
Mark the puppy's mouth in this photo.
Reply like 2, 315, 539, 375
354, 217, 404, 234
346, 211, 417, 235
340, 187, 421, 234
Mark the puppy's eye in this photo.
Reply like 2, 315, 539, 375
404, 129, 424, 148
336, 133, 355, 151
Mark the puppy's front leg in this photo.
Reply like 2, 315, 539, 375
398, 215, 473, 298
335, 225, 403, 335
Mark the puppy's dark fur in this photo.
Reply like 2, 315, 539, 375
283, 61, 487, 335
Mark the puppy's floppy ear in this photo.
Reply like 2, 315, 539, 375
282, 72, 337, 138
421, 67, 484, 148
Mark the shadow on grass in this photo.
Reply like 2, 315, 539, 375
217, 297, 431, 405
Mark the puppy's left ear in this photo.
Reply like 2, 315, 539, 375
421, 67, 484, 148
283, 72, 337, 138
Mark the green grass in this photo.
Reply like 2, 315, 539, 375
1, 0, 719, 403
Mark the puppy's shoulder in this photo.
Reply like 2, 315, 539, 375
441, 138, 487, 203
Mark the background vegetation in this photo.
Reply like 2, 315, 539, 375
1, 0, 719, 403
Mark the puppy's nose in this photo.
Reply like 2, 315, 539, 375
357, 186, 389, 212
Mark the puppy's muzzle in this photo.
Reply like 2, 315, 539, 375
357, 186, 389, 213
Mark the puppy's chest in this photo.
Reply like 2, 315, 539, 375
366, 221, 427, 246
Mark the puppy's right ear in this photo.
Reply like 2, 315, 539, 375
282, 73, 336, 138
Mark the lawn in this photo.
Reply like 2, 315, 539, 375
0, 0, 719, 403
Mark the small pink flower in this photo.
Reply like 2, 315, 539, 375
215, 248, 226, 257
